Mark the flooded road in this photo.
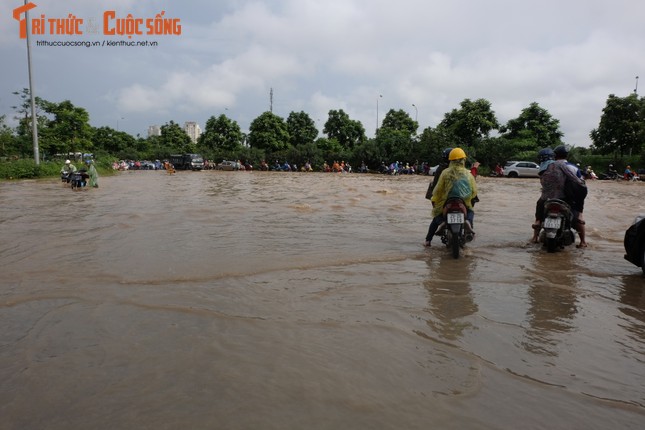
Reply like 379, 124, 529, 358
1, 171, 644, 429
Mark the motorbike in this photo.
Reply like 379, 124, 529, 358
437, 198, 474, 259
61, 171, 72, 184
624, 215, 645, 275
539, 199, 576, 252
70, 170, 89, 190
598, 171, 619, 180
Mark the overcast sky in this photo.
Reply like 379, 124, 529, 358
1, 0, 644, 147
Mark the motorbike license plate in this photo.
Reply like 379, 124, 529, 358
544, 217, 561, 229
447, 213, 464, 224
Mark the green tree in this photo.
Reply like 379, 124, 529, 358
477, 136, 532, 166
12, 88, 49, 156
160, 120, 193, 153
380, 109, 418, 138
351, 138, 384, 170
500, 102, 564, 149
590, 93, 645, 157
323, 109, 366, 150
286, 111, 318, 147
417, 126, 453, 165
315, 137, 343, 153
12, 88, 47, 134
199, 114, 243, 152
376, 109, 419, 162
39, 99, 93, 155
93, 126, 138, 157
438, 98, 499, 150
248, 111, 290, 152
0, 115, 16, 157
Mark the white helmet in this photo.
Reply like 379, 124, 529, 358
65, 160, 71, 164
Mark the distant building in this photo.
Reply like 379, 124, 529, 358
147, 125, 161, 137
184, 121, 202, 143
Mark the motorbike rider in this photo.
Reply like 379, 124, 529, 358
85, 159, 99, 188
554, 146, 587, 246
531, 148, 587, 247
425, 148, 452, 201
423, 148, 451, 246
554, 145, 582, 178
605, 164, 618, 179
61, 159, 77, 175
427, 148, 478, 246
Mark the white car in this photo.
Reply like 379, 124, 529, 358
503, 161, 540, 178
215, 160, 236, 171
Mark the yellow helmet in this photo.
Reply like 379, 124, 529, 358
448, 147, 466, 160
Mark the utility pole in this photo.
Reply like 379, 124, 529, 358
24, 0, 39, 164
270, 88, 273, 113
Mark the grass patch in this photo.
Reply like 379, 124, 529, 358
0, 158, 115, 180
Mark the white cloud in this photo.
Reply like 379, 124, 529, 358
2, 0, 645, 145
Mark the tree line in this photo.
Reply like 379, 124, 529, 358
2, 88, 644, 174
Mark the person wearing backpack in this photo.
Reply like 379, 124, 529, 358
531, 148, 588, 248
553, 146, 587, 247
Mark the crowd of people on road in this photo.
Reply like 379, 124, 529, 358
112, 160, 161, 171
589, 163, 643, 181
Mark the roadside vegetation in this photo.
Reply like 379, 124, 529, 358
1, 88, 644, 179
0, 158, 114, 180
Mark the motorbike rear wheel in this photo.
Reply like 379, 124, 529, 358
546, 237, 558, 253
450, 232, 460, 259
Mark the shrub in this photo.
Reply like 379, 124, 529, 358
0, 159, 57, 179
0, 158, 114, 180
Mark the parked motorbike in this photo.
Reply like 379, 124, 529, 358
539, 199, 576, 252
437, 198, 474, 259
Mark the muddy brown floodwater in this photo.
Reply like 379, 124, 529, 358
1, 171, 644, 429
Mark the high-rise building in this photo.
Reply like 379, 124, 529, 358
147, 125, 161, 137
184, 121, 202, 143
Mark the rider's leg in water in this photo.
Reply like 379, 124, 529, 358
532, 198, 545, 242
465, 209, 475, 241
575, 212, 587, 248
424, 215, 444, 247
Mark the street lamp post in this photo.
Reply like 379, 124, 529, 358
635, 76, 639, 95
412, 104, 418, 122
24, 0, 39, 164
376, 94, 382, 134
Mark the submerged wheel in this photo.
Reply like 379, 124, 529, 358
451, 232, 460, 259
546, 237, 557, 253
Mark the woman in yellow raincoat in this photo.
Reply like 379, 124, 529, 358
428, 148, 477, 241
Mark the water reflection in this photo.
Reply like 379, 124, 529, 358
618, 275, 645, 348
422, 256, 477, 341
521, 251, 579, 356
